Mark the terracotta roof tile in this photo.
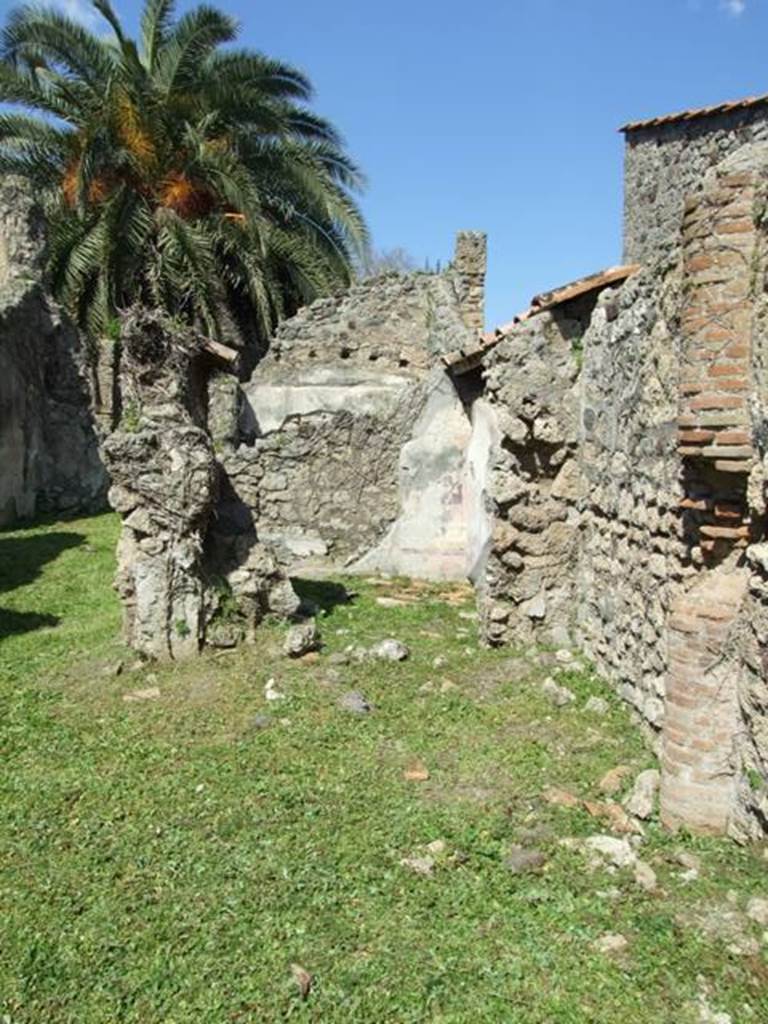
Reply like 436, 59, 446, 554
442, 264, 640, 373
620, 94, 768, 133
527, 264, 640, 313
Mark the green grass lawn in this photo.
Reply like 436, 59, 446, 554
1, 513, 766, 1023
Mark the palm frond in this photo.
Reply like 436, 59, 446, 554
2, 4, 116, 89
140, 0, 175, 71
202, 49, 312, 101
154, 5, 237, 93
0, 0, 367, 348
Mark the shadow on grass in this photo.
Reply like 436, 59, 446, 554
0, 531, 85, 641
291, 577, 355, 616
0, 607, 59, 640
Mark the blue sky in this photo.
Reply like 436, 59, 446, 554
5, 0, 768, 326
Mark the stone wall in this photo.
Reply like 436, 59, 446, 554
477, 308, 582, 647
623, 102, 768, 265
0, 179, 106, 526
230, 233, 491, 576
480, 141, 768, 839
262, 264, 475, 379
576, 267, 685, 738
232, 382, 427, 565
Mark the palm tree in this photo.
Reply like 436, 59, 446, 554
0, 0, 368, 350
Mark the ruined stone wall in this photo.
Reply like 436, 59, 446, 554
0, 179, 106, 526
481, 141, 768, 838
264, 266, 474, 377
232, 234, 488, 573
477, 307, 583, 647
453, 231, 487, 330
226, 387, 427, 564
623, 104, 768, 265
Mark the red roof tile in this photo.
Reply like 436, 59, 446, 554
443, 264, 640, 372
620, 94, 768, 133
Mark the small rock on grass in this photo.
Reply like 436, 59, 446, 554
697, 997, 732, 1024
584, 835, 637, 869
328, 651, 350, 667
584, 696, 609, 715
593, 933, 629, 955
425, 839, 447, 856
370, 638, 410, 662
746, 896, 768, 926
541, 677, 575, 707
624, 768, 660, 820
634, 859, 658, 892
583, 800, 644, 836
542, 786, 581, 808
675, 851, 701, 881
399, 855, 435, 877
403, 760, 430, 782
555, 649, 574, 664
249, 713, 273, 731
283, 620, 319, 658
290, 963, 313, 1001
122, 686, 160, 702
337, 691, 373, 715
264, 677, 287, 702
503, 847, 548, 875
598, 764, 632, 796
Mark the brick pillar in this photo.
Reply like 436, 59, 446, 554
453, 231, 487, 332
676, 168, 758, 557
661, 570, 747, 834
661, 159, 763, 835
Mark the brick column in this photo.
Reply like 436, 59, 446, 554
676, 168, 758, 557
661, 569, 748, 833
661, 160, 763, 835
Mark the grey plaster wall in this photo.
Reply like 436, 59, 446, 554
244, 374, 426, 566
623, 104, 768, 264
350, 370, 476, 580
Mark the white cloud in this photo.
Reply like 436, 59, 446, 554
721, 0, 747, 16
